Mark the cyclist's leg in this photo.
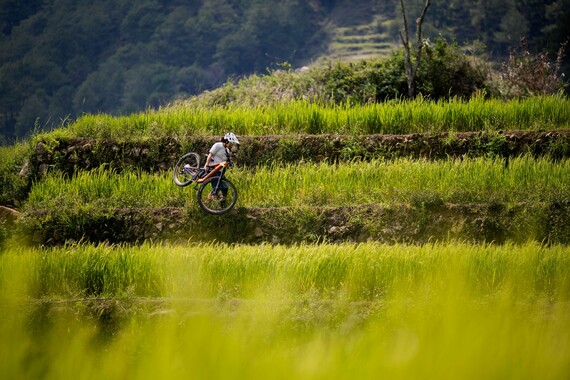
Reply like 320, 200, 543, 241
208, 172, 223, 199
220, 177, 229, 197
208, 173, 229, 209
219, 179, 229, 207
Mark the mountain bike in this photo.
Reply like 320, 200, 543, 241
173, 152, 238, 215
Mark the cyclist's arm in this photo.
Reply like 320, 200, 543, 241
204, 153, 213, 169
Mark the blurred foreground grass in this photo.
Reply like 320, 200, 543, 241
1, 242, 569, 379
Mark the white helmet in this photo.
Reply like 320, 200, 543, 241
224, 132, 240, 145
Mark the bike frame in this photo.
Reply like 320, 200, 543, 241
195, 161, 229, 191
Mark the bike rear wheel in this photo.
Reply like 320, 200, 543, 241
197, 177, 237, 215
173, 152, 200, 187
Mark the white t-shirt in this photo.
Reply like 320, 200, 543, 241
208, 142, 229, 165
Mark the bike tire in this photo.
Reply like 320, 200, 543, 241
197, 177, 238, 215
173, 152, 201, 187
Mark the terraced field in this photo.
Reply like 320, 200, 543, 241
327, 15, 396, 62
1, 96, 569, 379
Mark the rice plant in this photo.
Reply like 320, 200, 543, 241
0, 142, 31, 206
35, 95, 570, 142
24, 156, 570, 211
1, 242, 569, 379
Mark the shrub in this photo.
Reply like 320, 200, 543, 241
0, 143, 32, 207
315, 57, 407, 103
500, 37, 568, 98
314, 38, 493, 103
185, 38, 494, 108
417, 38, 494, 99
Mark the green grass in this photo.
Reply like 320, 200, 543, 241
238, 156, 569, 207
34, 95, 570, 142
4, 93, 570, 378
24, 156, 570, 211
2, 241, 568, 304
0, 142, 31, 207
1, 242, 569, 379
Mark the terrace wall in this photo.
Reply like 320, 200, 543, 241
19, 201, 570, 246
30, 130, 570, 176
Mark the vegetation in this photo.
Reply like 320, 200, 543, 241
24, 157, 570, 211
1, 0, 569, 142
0, 142, 31, 207
32, 95, 570, 141
0, 2, 568, 376
501, 37, 568, 98
2, 241, 569, 302
0, 0, 323, 142
1, 242, 569, 379
0, 219, 6, 250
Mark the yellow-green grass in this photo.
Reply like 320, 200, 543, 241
2, 241, 568, 300
0, 142, 31, 206
24, 156, 570, 211
1, 242, 569, 379
35, 95, 570, 141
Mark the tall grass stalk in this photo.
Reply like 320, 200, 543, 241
25, 157, 570, 210
0, 142, 31, 206
1, 242, 569, 379
35, 95, 570, 141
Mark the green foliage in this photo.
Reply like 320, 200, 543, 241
0, 142, 32, 207
1, 0, 569, 143
417, 38, 494, 99
314, 38, 494, 103
25, 157, 570, 210
1, 242, 570, 379
317, 59, 397, 103
0, 0, 323, 143
10, 243, 163, 297
186, 66, 321, 108
3, 241, 569, 299
28, 96, 570, 142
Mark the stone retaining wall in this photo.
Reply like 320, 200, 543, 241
31, 130, 570, 176
18, 202, 570, 246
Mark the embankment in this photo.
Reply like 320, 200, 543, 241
30, 130, 570, 175
18, 201, 569, 246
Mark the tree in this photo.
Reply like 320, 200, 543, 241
543, 0, 570, 80
399, 0, 431, 98
494, 4, 529, 49
417, 38, 492, 99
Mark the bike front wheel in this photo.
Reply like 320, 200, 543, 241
173, 152, 200, 187
197, 177, 238, 215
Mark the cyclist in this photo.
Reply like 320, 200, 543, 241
202, 132, 240, 202
204, 132, 240, 168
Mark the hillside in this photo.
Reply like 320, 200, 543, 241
2, 95, 569, 247
2, 0, 569, 369
1, 0, 568, 143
